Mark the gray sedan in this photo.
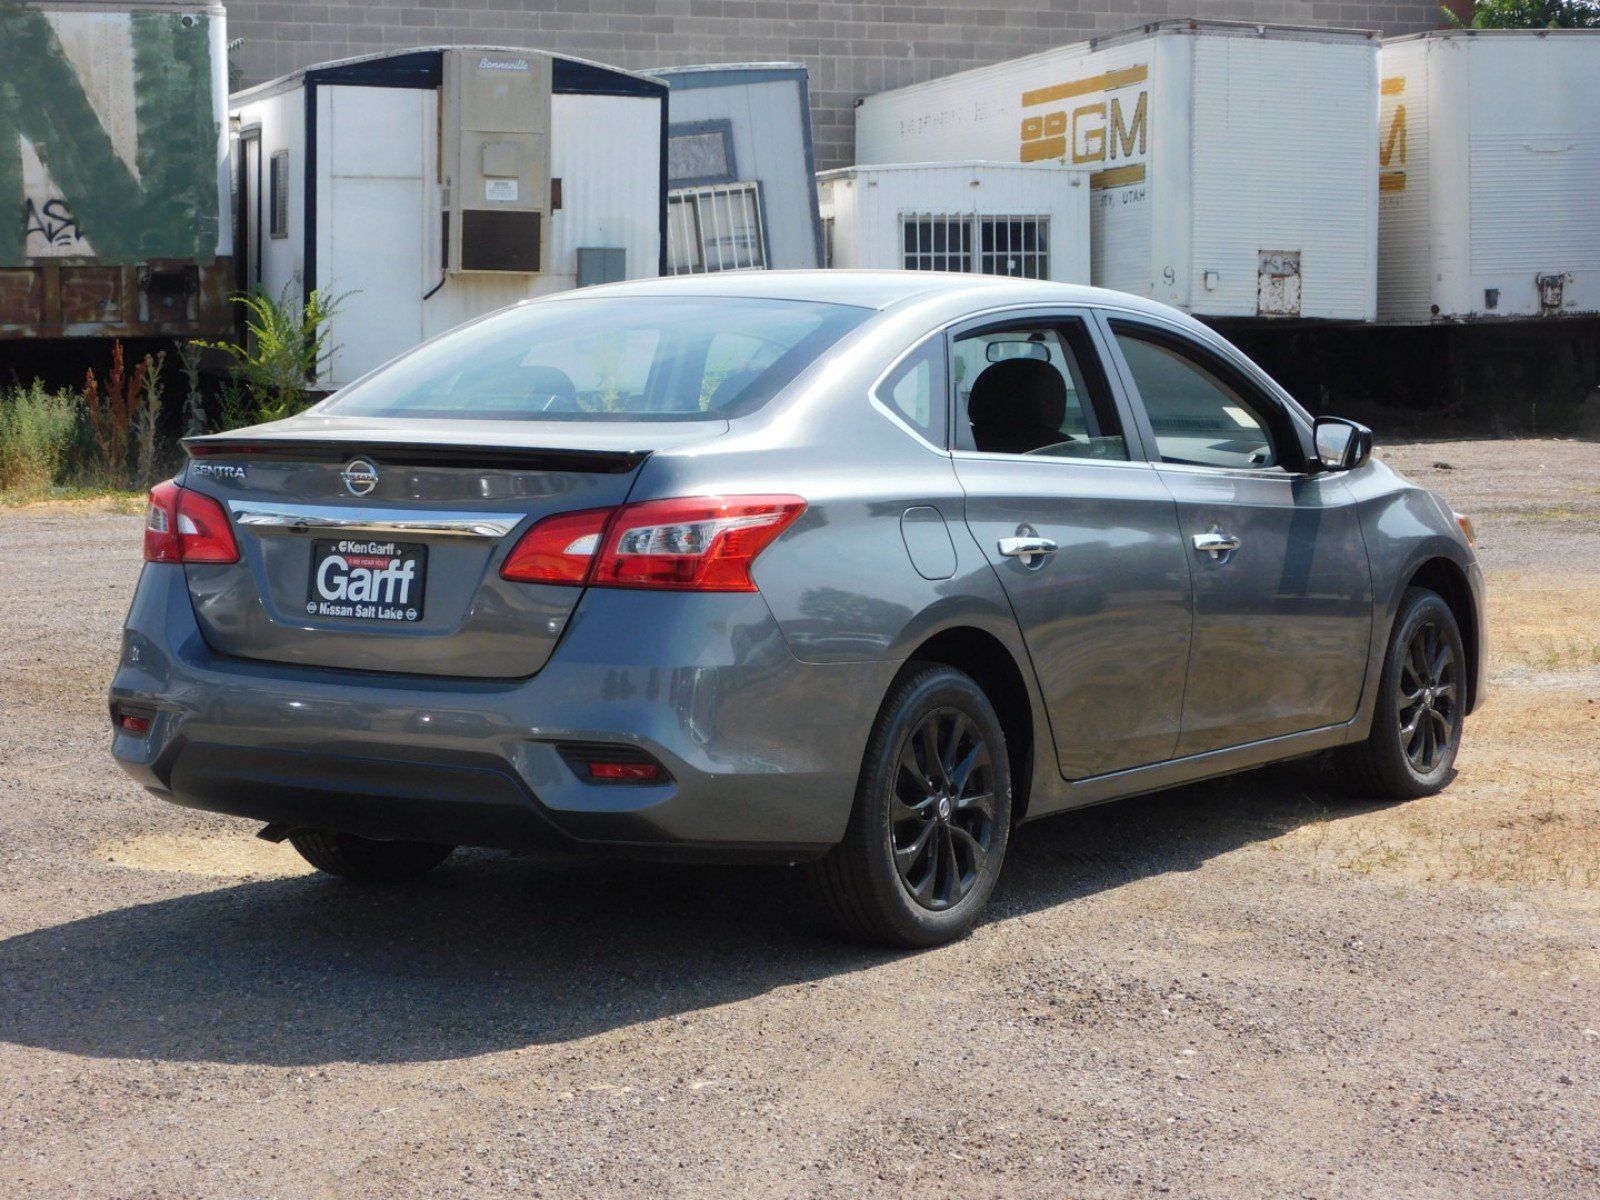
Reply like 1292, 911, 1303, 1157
110, 272, 1485, 947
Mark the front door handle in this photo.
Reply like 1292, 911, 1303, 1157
1192, 529, 1241, 560
998, 536, 1058, 562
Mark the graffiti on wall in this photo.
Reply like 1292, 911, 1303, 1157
0, 8, 220, 266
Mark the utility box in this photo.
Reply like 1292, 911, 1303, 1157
442, 50, 552, 275
0, 0, 233, 340
231, 46, 667, 388
1377, 29, 1600, 323
818, 162, 1089, 283
856, 20, 1380, 322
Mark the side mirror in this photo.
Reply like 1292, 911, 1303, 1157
1312, 416, 1373, 472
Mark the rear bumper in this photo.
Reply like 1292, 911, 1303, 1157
110, 565, 895, 858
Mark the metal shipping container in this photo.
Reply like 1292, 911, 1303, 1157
856, 20, 1380, 322
231, 46, 667, 389
0, 0, 233, 340
817, 162, 1089, 284
646, 63, 825, 272
1377, 29, 1600, 323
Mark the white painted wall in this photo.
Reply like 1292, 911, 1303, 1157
234, 72, 665, 388
857, 21, 1379, 321
817, 162, 1089, 283
1378, 31, 1600, 322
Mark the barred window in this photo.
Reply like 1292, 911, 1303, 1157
901, 215, 1049, 279
980, 217, 1049, 279
667, 181, 766, 275
902, 216, 971, 273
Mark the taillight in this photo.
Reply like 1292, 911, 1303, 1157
143, 480, 239, 564
500, 507, 614, 584
592, 495, 806, 592
500, 495, 805, 592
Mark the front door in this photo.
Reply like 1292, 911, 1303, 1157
950, 313, 1193, 780
1103, 317, 1373, 755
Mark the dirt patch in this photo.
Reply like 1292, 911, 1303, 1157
95, 833, 315, 879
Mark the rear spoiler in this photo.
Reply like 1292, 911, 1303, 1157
183, 437, 649, 475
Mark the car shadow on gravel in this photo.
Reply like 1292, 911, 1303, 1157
0, 763, 1381, 1067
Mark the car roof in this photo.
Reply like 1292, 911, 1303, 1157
569, 269, 1196, 322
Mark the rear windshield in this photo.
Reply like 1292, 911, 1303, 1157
320, 296, 872, 422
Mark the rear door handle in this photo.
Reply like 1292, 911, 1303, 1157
1192, 530, 1241, 560
998, 536, 1058, 561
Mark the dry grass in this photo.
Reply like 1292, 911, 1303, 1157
1278, 572, 1600, 892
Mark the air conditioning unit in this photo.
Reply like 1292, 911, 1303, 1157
441, 49, 552, 275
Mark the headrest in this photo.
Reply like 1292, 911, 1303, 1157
968, 359, 1067, 444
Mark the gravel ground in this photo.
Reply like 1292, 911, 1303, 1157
1, 439, 1597, 1199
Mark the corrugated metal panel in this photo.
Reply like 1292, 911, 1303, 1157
1378, 31, 1600, 321
544, 93, 662, 285
322, 86, 428, 386
1465, 36, 1600, 316
1189, 35, 1377, 321
1375, 38, 1432, 322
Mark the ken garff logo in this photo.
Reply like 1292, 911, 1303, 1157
340, 459, 379, 498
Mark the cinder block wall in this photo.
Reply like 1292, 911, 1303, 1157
225, 1, 1443, 170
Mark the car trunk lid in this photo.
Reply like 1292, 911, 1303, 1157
178, 418, 726, 678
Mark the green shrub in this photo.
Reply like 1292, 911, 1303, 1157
0, 381, 80, 491
203, 283, 344, 429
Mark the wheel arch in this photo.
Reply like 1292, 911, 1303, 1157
901, 625, 1039, 824
1404, 556, 1481, 714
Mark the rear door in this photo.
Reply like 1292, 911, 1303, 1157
1100, 316, 1373, 754
950, 311, 1193, 780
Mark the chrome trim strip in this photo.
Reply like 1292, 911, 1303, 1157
228, 502, 522, 539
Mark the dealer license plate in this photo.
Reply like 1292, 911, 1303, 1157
305, 539, 427, 623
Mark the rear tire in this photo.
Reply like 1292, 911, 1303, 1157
809, 663, 1012, 948
1334, 587, 1466, 800
288, 830, 454, 881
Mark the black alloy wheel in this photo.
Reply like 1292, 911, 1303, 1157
809, 663, 1012, 947
1396, 617, 1459, 775
1335, 587, 1467, 800
892, 706, 998, 911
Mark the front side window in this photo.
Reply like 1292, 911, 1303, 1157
1111, 325, 1279, 469
952, 320, 1127, 460
321, 297, 870, 421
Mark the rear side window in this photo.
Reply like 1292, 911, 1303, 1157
322, 297, 871, 422
952, 319, 1127, 460
875, 337, 947, 445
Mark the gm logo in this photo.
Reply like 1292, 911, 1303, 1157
1020, 64, 1148, 190
340, 458, 379, 497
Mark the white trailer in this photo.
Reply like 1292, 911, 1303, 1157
231, 47, 667, 388
1377, 29, 1600, 323
857, 20, 1380, 321
817, 163, 1089, 283
1, 0, 233, 339
646, 63, 824, 272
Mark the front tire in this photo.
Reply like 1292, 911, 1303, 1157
288, 830, 454, 882
809, 664, 1012, 948
1335, 587, 1467, 800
